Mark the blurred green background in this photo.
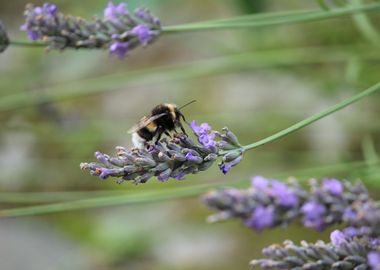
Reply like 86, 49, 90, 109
0, 0, 380, 269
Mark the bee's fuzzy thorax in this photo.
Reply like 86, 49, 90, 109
165, 103, 177, 120
130, 103, 188, 148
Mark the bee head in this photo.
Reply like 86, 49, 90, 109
175, 107, 187, 125
174, 100, 195, 125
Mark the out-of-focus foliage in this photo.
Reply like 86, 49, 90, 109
0, 0, 379, 269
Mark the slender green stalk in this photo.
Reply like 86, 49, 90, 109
362, 136, 380, 163
316, 0, 330, 10
162, 3, 380, 32
351, 0, 380, 45
361, 136, 380, 179
168, 9, 315, 28
0, 190, 129, 204
241, 82, 380, 151
0, 183, 219, 217
333, 0, 349, 7
8, 40, 46, 47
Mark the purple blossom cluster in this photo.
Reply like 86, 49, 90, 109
251, 229, 380, 269
202, 177, 379, 233
203, 177, 380, 269
190, 121, 244, 174
20, 2, 161, 58
0, 21, 9, 53
81, 122, 244, 184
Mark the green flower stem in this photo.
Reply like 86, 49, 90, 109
8, 40, 46, 47
0, 190, 129, 204
0, 159, 378, 216
162, 3, 380, 33
239, 81, 380, 152
0, 183, 219, 217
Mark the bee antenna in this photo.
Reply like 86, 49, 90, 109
178, 100, 196, 110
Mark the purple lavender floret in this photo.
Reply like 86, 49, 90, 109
81, 121, 243, 184
368, 252, 380, 270
344, 201, 380, 237
330, 229, 347, 246
130, 24, 154, 45
301, 201, 326, 230
203, 177, 380, 235
190, 121, 244, 174
104, 1, 128, 23
109, 41, 129, 59
323, 178, 344, 196
245, 206, 275, 231
270, 180, 299, 207
251, 230, 380, 270
190, 121, 216, 148
20, 2, 161, 58
0, 21, 9, 53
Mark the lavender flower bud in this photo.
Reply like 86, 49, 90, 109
0, 21, 9, 53
222, 151, 242, 162
204, 153, 218, 162
218, 151, 243, 174
221, 127, 242, 147
251, 231, 380, 270
134, 8, 160, 26
216, 140, 236, 151
157, 168, 171, 182
190, 121, 244, 174
202, 177, 380, 234
185, 152, 203, 164
134, 157, 156, 167
331, 229, 347, 246
21, 2, 161, 58
81, 121, 244, 184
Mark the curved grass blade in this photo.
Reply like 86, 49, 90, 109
0, 46, 379, 113
162, 3, 380, 32
240, 81, 380, 152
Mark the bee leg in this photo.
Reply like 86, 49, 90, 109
164, 131, 172, 138
155, 127, 165, 144
179, 123, 187, 136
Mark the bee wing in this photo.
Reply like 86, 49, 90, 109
128, 113, 168, 133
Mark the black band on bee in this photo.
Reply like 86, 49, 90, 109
137, 127, 155, 141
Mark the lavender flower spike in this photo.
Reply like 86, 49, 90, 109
251, 230, 380, 270
21, 2, 161, 58
81, 121, 244, 184
0, 21, 9, 53
189, 121, 244, 174
203, 177, 380, 234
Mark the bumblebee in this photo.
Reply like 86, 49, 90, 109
128, 101, 196, 148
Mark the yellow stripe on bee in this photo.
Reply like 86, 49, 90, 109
146, 122, 157, 132
166, 103, 176, 119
